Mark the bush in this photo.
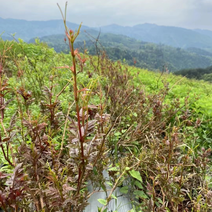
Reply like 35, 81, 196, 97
0, 3, 211, 212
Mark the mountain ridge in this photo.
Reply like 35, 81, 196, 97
2, 17, 212, 51
2, 17, 212, 72
96, 23, 212, 50
28, 33, 212, 72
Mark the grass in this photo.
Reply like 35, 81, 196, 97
0, 10, 212, 211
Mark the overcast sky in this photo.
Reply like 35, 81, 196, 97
1, 0, 212, 30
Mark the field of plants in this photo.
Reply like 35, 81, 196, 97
0, 18, 212, 212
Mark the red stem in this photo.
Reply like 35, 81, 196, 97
0, 144, 14, 167
69, 39, 85, 193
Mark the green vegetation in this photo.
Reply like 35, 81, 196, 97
30, 33, 212, 72
174, 65, 212, 83
0, 11, 212, 212
3, 16, 212, 73
187, 47, 212, 57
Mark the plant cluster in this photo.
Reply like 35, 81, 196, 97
89, 53, 212, 212
0, 3, 212, 212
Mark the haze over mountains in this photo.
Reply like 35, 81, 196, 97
2, 17, 212, 50
98, 24, 212, 50
1, 17, 212, 72
0, 17, 92, 41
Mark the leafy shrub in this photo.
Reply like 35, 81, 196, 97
0, 3, 212, 212
89, 53, 212, 211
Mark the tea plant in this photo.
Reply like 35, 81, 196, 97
0, 3, 212, 212
0, 4, 112, 211
89, 52, 212, 211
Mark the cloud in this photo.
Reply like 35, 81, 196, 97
1, 0, 212, 30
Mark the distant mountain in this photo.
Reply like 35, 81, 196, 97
97, 23, 212, 50
186, 47, 212, 57
194, 29, 212, 39
0, 17, 91, 41
2, 17, 212, 72
2, 17, 212, 51
1, 34, 13, 41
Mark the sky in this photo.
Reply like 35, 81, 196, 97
1, 0, 212, 30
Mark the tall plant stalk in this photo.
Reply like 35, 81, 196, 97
57, 2, 85, 193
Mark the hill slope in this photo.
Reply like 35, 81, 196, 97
0, 37, 212, 212
29, 33, 212, 72
174, 65, 212, 82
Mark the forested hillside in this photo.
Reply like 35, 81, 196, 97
29, 33, 212, 72
98, 23, 212, 50
0, 36, 212, 211
174, 65, 212, 82
2, 0, 212, 210
2, 17, 212, 72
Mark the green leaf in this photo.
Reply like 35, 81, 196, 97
120, 186, 129, 194
134, 180, 143, 189
106, 181, 113, 187
133, 190, 148, 199
114, 131, 121, 137
129, 170, 143, 182
121, 129, 127, 133
111, 194, 117, 200
108, 167, 119, 171
93, 166, 98, 175
157, 197, 163, 204
133, 112, 137, 117
100, 183, 107, 193
98, 199, 107, 206
98, 207, 107, 212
